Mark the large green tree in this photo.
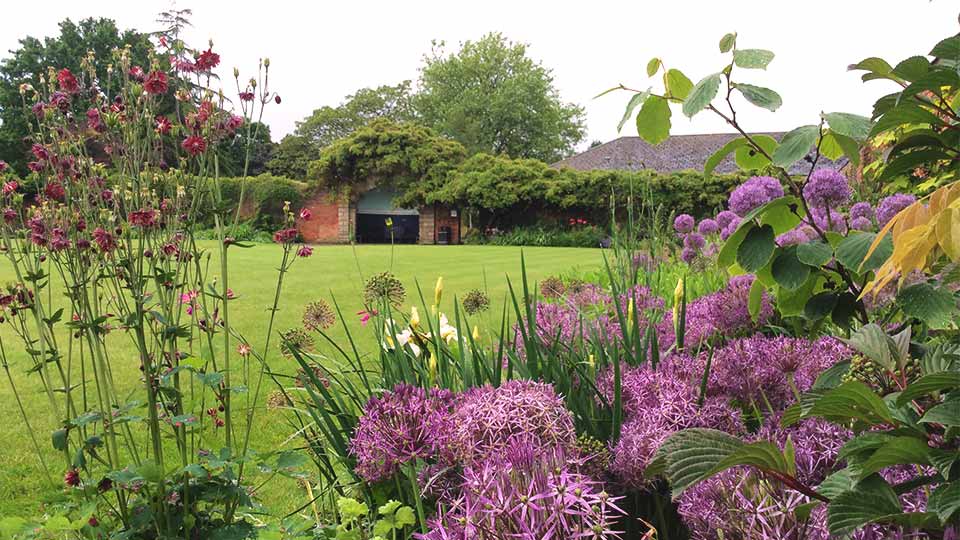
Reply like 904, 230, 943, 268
415, 33, 585, 162
295, 81, 416, 148
265, 134, 315, 179
0, 18, 153, 172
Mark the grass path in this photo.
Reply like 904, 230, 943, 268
0, 243, 603, 517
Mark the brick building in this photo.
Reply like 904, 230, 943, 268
298, 186, 460, 245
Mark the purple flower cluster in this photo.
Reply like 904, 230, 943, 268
728, 176, 784, 217
803, 168, 851, 210
658, 275, 773, 351
674, 214, 695, 233
450, 380, 577, 464
350, 384, 455, 482
697, 218, 719, 235
876, 193, 916, 226
850, 201, 874, 221
419, 443, 624, 539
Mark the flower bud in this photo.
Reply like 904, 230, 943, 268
434, 276, 443, 306
410, 306, 420, 328
233, 67, 240, 78
263, 58, 270, 68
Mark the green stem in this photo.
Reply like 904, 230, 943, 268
404, 464, 427, 535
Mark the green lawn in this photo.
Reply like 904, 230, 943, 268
0, 243, 604, 517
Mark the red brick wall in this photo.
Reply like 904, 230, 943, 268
436, 206, 460, 244
419, 205, 460, 244
299, 192, 346, 243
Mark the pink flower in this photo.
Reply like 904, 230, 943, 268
44, 182, 66, 201
238, 91, 254, 102
225, 115, 244, 132
297, 245, 313, 258
31, 144, 49, 161
0, 160, 8, 172
92, 227, 116, 253
64, 468, 81, 487
237, 343, 251, 357
181, 135, 207, 156
155, 115, 172, 134
358, 310, 377, 326
128, 66, 145, 81
128, 208, 158, 228
2, 181, 18, 196
195, 48, 221, 71
57, 68, 79, 93
272, 228, 297, 244
299, 208, 312, 221
143, 71, 169, 95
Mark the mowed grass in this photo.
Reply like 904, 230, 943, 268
0, 243, 604, 517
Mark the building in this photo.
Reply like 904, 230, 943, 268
553, 133, 843, 174
298, 186, 461, 245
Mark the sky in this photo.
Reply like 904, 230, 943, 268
3, 1, 957, 151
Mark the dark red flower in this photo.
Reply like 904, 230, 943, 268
155, 115, 172, 135
299, 208, 312, 221
195, 48, 220, 71
272, 228, 297, 244
64, 468, 81, 487
86, 108, 102, 131
97, 477, 113, 492
144, 71, 169, 95
274, 95, 281, 104
3, 181, 18, 196
92, 227, 117, 253
238, 91, 254, 102
88, 516, 99, 528
0, 160, 8, 172
128, 208, 158, 228
31, 144, 49, 161
3, 208, 17, 224
181, 135, 207, 156
44, 181, 66, 201
57, 68, 79, 93
27, 162, 43, 173
129, 66, 145, 82
297, 245, 313, 258
225, 115, 244, 132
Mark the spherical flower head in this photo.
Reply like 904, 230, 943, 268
803, 168, 851, 211
776, 228, 808, 247
683, 232, 706, 250
851, 216, 873, 231
849, 201, 874, 221
716, 210, 737, 229
674, 213, 695, 233
809, 207, 847, 234
697, 218, 719, 235
876, 193, 916, 226
303, 299, 336, 331
720, 217, 741, 240
729, 176, 784, 217
450, 380, 577, 464
143, 70, 169, 95
680, 246, 697, 264
350, 384, 454, 482
462, 289, 490, 315
363, 271, 406, 308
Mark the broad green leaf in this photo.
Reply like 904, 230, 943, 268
822, 112, 873, 141
931, 35, 960, 58
664, 69, 694, 100
817, 468, 858, 500
838, 432, 894, 462
920, 395, 960, 427
719, 32, 737, 53
707, 441, 791, 477
646, 57, 662, 77
52, 428, 68, 451
682, 73, 722, 118
835, 232, 893, 273
797, 241, 833, 266
842, 324, 899, 371
827, 476, 901, 536
897, 283, 957, 329
892, 55, 932, 83
831, 292, 858, 331
804, 292, 838, 321
733, 49, 775, 69
735, 83, 782, 111
771, 245, 811, 290
858, 437, 932, 479
848, 57, 894, 82
618, 91, 649, 132
775, 274, 818, 317
927, 482, 960, 523
896, 372, 960, 406
635, 95, 672, 145
734, 134, 777, 170
812, 359, 851, 390
772, 125, 818, 168
653, 428, 744, 498
871, 102, 945, 137
806, 381, 894, 427
705, 137, 749, 175
718, 221, 754, 268
737, 225, 776, 272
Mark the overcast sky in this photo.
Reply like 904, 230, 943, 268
3, 1, 957, 150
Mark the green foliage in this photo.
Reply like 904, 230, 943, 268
215, 122, 276, 177
266, 134, 316, 179
415, 32, 585, 162
296, 81, 416, 149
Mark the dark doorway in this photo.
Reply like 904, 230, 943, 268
356, 214, 419, 244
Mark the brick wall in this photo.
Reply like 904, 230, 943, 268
418, 204, 460, 244
299, 191, 349, 243
418, 206, 435, 244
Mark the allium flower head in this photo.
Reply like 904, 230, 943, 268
450, 380, 577, 464
540, 276, 566, 300
729, 176, 784, 216
683, 232, 706, 250
877, 193, 916, 226
803, 168, 851, 210
363, 271, 406, 308
849, 201, 874, 221
851, 216, 873, 231
697, 218, 720, 235
351, 384, 454, 482
715, 210, 737, 229
279, 328, 314, 357
462, 289, 490, 315
776, 228, 808, 247
720, 217, 741, 240
303, 299, 336, 331
674, 214, 695, 233
680, 246, 697, 264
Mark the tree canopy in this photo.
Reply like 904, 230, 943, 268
0, 18, 154, 172
415, 33, 585, 162
295, 81, 416, 149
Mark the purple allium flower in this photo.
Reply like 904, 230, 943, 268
658, 275, 772, 351
697, 218, 720, 235
876, 193, 916, 226
350, 384, 454, 482
715, 210, 737, 229
720, 217, 741, 240
418, 444, 625, 539
851, 216, 874, 231
803, 168, 851, 210
776, 228, 808, 247
450, 380, 577, 464
683, 232, 706, 250
674, 214, 695, 233
729, 176, 784, 217
808, 207, 848, 234
680, 246, 698, 264
849, 201, 874, 221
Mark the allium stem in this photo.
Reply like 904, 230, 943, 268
404, 463, 428, 535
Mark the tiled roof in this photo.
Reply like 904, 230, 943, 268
553, 133, 843, 175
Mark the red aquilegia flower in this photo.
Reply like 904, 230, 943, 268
181, 135, 207, 156
128, 208, 158, 228
195, 48, 221, 71
92, 227, 117, 253
297, 245, 313, 258
57, 68, 79, 93
44, 181, 66, 201
238, 91, 254, 102
272, 228, 297, 244
64, 468, 81, 487
143, 71, 169, 95
155, 115, 172, 135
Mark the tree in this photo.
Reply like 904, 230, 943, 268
415, 33, 585, 162
308, 119, 465, 207
0, 18, 154, 172
266, 134, 315, 179
295, 81, 416, 148
215, 122, 275, 177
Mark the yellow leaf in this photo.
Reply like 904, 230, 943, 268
937, 207, 960, 262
